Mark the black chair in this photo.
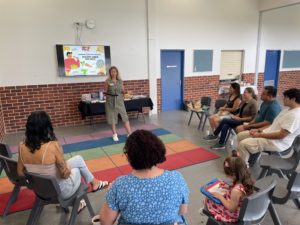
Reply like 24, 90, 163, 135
188, 96, 212, 130
257, 135, 300, 179
201, 99, 227, 131
24, 171, 95, 225
203, 177, 281, 225
0, 155, 28, 217
272, 170, 300, 209
0, 143, 13, 176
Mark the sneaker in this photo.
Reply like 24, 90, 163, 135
203, 134, 218, 141
198, 207, 205, 215
112, 133, 119, 141
210, 142, 225, 150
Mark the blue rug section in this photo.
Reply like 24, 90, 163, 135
62, 128, 171, 154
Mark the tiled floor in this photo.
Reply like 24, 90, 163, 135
1, 111, 299, 225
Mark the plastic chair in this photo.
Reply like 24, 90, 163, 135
24, 171, 95, 225
188, 96, 212, 130
201, 99, 227, 131
257, 135, 300, 179
271, 170, 300, 209
0, 155, 28, 217
0, 143, 13, 176
202, 177, 281, 225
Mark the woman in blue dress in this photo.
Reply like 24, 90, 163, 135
100, 130, 189, 225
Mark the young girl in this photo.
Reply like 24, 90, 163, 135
205, 152, 254, 222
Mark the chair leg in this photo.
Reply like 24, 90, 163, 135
293, 198, 300, 209
68, 198, 81, 225
2, 185, 21, 217
248, 152, 261, 167
83, 194, 95, 217
188, 111, 194, 126
0, 166, 3, 176
206, 217, 220, 225
197, 113, 204, 130
268, 203, 282, 225
26, 198, 44, 225
202, 115, 208, 131
258, 168, 268, 180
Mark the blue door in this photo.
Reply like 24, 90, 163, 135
264, 50, 281, 87
161, 50, 184, 112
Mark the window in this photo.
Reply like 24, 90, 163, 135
193, 50, 213, 72
282, 50, 300, 68
220, 50, 244, 81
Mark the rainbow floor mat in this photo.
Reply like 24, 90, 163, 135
0, 124, 219, 215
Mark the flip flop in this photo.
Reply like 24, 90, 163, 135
92, 181, 109, 192
77, 200, 86, 214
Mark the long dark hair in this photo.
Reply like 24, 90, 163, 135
230, 83, 241, 96
223, 152, 254, 195
25, 111, 56, 153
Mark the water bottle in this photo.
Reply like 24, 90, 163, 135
99, 90, 103, 100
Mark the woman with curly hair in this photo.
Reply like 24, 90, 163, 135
100, 129, 189, 225
17, 111, 109, 201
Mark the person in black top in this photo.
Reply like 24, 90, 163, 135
208, 83, 242, 131
204, 87, 258, 150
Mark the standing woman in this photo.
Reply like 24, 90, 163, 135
105, 66, 132, 141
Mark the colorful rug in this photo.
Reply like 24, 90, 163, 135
0, 124, 219, 215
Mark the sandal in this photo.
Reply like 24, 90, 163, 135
77, 199, 86, 214
92, 180, 109, 192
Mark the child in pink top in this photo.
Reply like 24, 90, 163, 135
205, 152, 254, 222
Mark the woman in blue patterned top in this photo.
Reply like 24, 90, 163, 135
100, 130, 189, 225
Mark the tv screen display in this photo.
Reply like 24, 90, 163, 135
56, 45, 111, 77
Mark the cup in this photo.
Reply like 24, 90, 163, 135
91, 215, 100, 225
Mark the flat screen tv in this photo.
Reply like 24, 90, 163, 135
56, 45, 111, 77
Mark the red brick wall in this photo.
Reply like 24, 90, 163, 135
156, 70, 300, 112
0, 98, 5, 142
0, 80, 149, 134
242, 73, 264, 96
184, 75, 220, 104
278, 71, 300, 96
242, 71, 300, 96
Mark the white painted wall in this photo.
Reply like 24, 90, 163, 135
0, 0, 148, 86
259, 3, 300, 72
153, 0, 260, 77
259, 0, 300, 11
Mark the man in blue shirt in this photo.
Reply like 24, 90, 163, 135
236, 86, 281, 141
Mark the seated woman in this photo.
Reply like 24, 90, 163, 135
208, 83, 242, 131
17, 111, 108, 201
204, 87, 257, 150
100, 130, 189, 225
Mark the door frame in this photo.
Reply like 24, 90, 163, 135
160, 49, 185, 111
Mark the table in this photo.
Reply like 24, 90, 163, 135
78, 97, 154, 119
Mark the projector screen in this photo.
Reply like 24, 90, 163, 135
56, 45, 111, 77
